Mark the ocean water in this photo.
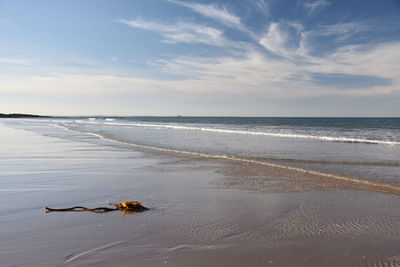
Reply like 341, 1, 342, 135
4, 117, 400, 189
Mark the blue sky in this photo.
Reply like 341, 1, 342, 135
1, 0, 400, 116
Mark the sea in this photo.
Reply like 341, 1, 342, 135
4, 117, 400, 190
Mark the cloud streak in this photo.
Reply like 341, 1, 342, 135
253, 0, 270, 15
167, 0, 244, 30
166, 0, 260, 39
258, 20, 374, 60
0, 58, 31, 65
304, 0, 331, 13
118, 18, 228, 46
156, 40, 400, 98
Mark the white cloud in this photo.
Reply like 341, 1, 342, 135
166, 0, 259, 39
304, 0, 331, 13
3, 8, 398, 110
320, 42, 400, 81
317, 22, 368, 37
118, 18, 228, 46
258, 20, 373, 60
1, 41, 399, 105
312, 22, 370, 42
259, 22, 305, 59
259, 23, 291, 56
167, 0, 243, 30
158, 40, 400, 98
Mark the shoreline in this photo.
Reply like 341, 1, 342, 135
1, 122, 400, 266
55, 122, 400, 195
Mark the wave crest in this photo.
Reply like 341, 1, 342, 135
98, 122, 400, 146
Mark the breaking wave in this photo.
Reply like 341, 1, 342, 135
89, 121, 400, 146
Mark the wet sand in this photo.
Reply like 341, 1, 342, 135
1, 122, 400, 266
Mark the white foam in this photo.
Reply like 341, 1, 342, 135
96, 122, 400, 146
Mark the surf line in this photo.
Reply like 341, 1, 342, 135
101, 122, 400, 146
53, 123, 400, 195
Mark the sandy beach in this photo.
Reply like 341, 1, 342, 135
1, 121, 400, 267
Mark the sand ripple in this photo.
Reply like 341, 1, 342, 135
263, 205, 400, 241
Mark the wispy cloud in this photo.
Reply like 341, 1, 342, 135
315, 22, 369, 42
1, 40, 399, 108
23, 16, 395, 101
167, 0, 244, 30
0, 58, 31, 65
253, 0, 270, 16
118, 18, 228, 46
259, 22, 305, 59
258, 20, 373, 59
157, 40, 400, 98
322, 42, 400, 80
304, 0, 331, 13
317, 22, 367, 36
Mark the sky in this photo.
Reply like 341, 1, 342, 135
1, 0, 400, 116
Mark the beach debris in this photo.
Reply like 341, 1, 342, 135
45, 201, 148, 214
113, 201, 148, 211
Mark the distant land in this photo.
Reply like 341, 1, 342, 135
0, 113, 51, 118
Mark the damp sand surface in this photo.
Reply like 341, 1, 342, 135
1, 122, 400, 266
